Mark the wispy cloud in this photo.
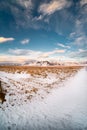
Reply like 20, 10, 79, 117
18, 0, 33, 9
21, 39, 30, 44
1, 47, 86, 63
80, 0, 87, 6
33, 15, 44, 21
78, 49, 86, 52
69, 15, 87, 47
0, 37, 14, 43
69, 32, 77, 39
0, 55, 30, 63
40, 49, 66, 58
69, 33, 87, 47
68, 0, 87, 49
8, 48, 66, 61
8, 49, 41, 56
9, 48, 65, 55
69, 49, 87, 59
9, 0, 34, 28
74, 36, 87, 46
39, 0, 71, 15
57, 43, 71, 49
0, 0, 73, 34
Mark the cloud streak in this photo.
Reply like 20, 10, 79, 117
21, 39, 30, 44
0, 37, 14, 43
80, 0, 87, 6
0, 48, 66, 63
58, 43, 71, 49
17, 0, 33, 9
0, 55, 30, 63
8, 48, 66, 60
39, 0, 71, 15
69, 49, 87, 59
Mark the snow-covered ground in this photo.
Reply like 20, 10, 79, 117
0, 70, 73, 106
0, 68, 87, 130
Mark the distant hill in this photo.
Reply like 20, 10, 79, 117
22, 60, 81, 66
0, 60, 84, 66
0, 62, 21, 66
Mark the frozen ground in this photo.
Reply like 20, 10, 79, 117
0, 68, 87, 130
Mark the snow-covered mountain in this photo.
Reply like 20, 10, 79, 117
22, 60, 81, 66
23, 60, 63, 66
0, 60, 83, 66
35, 61, 55, 66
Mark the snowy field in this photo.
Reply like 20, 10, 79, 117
0, 67, 87, 130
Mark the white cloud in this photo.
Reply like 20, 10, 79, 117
2, 48, 86, 63
80, 0, 87, 6
18, 0, 33, 9
9, 0, 34, 28
69, 49, 87, 59
40, 49, 65, 58
9, 48, 65, 55
0, 37, 14, 43
69, 32, 76, 39
8, 48, 66, 61
0, 55, 30, 63
73, 35, 87, 46
21, 39, 30, 44
33, 15, 44, 21
74, 36, 83, 44
54, 49, 66, 53
8, 49, 41, 56
78, 49, 86, 52
69, 0, 87, 47
1, 49, 86, 63
58, 43, 71, 49
69, 19, 87, 47
39, 0, 71, 15
8, 49, 42, 62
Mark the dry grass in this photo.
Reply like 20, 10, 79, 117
0, 65, 83, 75
0, 65, 83, 104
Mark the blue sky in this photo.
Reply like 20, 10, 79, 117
0, 0, 87, 63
